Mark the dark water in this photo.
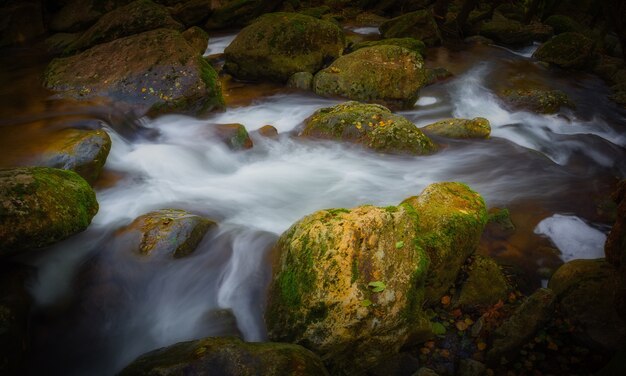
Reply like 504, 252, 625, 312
1, 29, 625, 375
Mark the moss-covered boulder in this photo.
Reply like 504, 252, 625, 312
37, 129, 111, 184
300, 102, 436, 155
379, 10, 441, 47
401, 182, 488, 301
424, 67, 453, 86
533, 32, 595, 69
351, 37, 426, 56
287, 72, 314, 90
44, 28, 224, 116
499, 88, 574, 114
544, 14, 584, 35
223, 12, 345, 82
119, 336, 328, 375
312, 46, 428, 109
487, 288, 556, 364
205, 0, 282, 29
65, 0, 183, 53
422, 117, 490, 139
479, 14, 552, 45
456, 255, 509, 308
266, 182, 487, 373
182, 26, 209, 55
49, 0, 133, 32
121, 209, 216, 258
213, 123, 254, 150
548, 259, 626, 350
0, 167, 98, 255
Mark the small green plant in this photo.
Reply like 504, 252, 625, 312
368, 281, 386, 292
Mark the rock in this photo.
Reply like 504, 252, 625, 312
533, 32, 595, 69
458, 358, 486, 376
479, 15, 533, 46
257, 125, 279, 139
0, 1, 45, 47
379, 10, 441, 47
354, 12, 388, 27
287, 72, 314, 91
494, 3, 525, 22
266, 182, 487, 373
119, 336, 328, 375
424, 67, 453, 86
36, 129, 111, 184
121, 209, 216, 258
313, 46, 428, 109
368, 353, 420, 376
592, 54, 625, 83
66, 0, 183, 53
49, 0, 133, 32
544, 14, 584, 35
606, 180, 626, 268
171, 0, 213, 27
300, 101, 436, 155
0, 263, 33, 375
456, 255, 509, 309
44, 28, 224, 117
0, 167, 98, 254
548, 259, 626, 350
205, 0, 282, 29
182, 26, 209, 54
45, 33, 81, 55
223, 12, 345, 82
351, 37, 426, 56
415, 367, 440, 376
401, 182, 488, 301
464, 35, 494, 45
499, 88, 574, 114
213, 123, 253, 150
484, 207, 516, 239
487, 288, 556, 364
298, 6, 331, 19
422, 117, 490, 139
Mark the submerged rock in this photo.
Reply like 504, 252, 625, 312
44, 28, 224, 116
122, 209, 216, 258
548, 259, 626, 350
499, 88, 574, 114
224, 12, 345, 82
37, 129, 111, 184
456, 255, 509, 308
312, 46, 428, 109
119, 336, 328, 375
65, 0, 183, 53
379, 10, 441, 47
0, 167, 98, 254
422, 117, 490, 139
266, 182, 487, 373
533, 32, 595, 69
351, 37, 426, 56
301, 101, 436, 155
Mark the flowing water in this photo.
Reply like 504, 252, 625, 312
1, 31, 625, 375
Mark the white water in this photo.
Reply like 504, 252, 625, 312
24, 40, 626, 375
203, 33, 237, 56
534, 214, 607, 261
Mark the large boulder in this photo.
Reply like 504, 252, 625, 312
351, 37, 426, 56
548, 259, 626, 350
44, 28, 224, 116
36, 129, 111, 184
499, 88, 574, 114
65, 0, 183, 53
119, 336, 328, 375
300, 101, 436, 155
205, 0, 282, 29
533, 32, 595, 69
379, 10, 441, 47
49, 0, 133, 33
312, 45, 428, 109
120, 209, 216, 258
266, 182, 487, 373
0, 167, 98, 255
421, 117, 491, 139
479, 14, 552, 46
223, 12, 345, 82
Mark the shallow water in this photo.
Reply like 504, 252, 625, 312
1, 33, 625, 375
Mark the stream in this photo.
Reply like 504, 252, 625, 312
1, 28, 625, 375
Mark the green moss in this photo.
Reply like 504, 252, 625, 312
351, 38, 426, 56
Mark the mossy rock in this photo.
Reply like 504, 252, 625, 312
533, 32, 595, 69
119, 336, 328, 375
223, 12, 345, 82
65, 0, 183, 53
121, 209, 216, 258
401, 182, 488, 301
300, 101, 436, 155
422, 117, 490, 139
266, 182, 487, 373
548, 259, 626, 350
205, 0, 282, 29
182, 26, 209, 55
212, 123, 254, 150
287, 71, 314, 90
0, 167, 98, 255
37, 128, 111, 184
424, 67, 453, 86
312, 45, 428, 109
487, 288, 556, 364
351, 37, 426, 56
171, 0, 213, 27
45, 32, 80, 55
479, 16, 532, 45
494, 3, 525, 22
379, 10, 441, 47
499, 88, 574, 114
544, 14, 585, 35
44, 28, 224, 116
484, 207, 516, 239
49, 0, 134, 33
456, 255, 509, 308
